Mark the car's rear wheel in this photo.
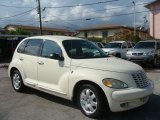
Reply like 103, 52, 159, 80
11, 70, 25, 92
151, 56, 158, 68
77, 84, 107, 118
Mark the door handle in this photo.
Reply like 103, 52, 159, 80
19, 58, 24, 61
37, 61, 44, 65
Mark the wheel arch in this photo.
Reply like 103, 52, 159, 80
72, 80, 108, 105
9, 65, 25, 81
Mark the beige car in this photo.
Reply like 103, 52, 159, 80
8, 36, 154, 118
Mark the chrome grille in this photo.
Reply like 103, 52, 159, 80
132, 53, 143, 56
132, 72, 149, 88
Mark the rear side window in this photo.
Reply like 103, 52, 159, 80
17, 40, 28, 53
122, 42, 127, 49
24, 39, 43, 56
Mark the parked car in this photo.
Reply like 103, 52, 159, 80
102, 41, 131, 58
9, 36, 153, 118
126, 40, 160, 66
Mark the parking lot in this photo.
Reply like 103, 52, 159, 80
0, 67, 160, 120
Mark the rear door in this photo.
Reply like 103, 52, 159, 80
18, 39, 43, 86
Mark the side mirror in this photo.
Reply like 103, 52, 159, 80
49, 53, 64, 61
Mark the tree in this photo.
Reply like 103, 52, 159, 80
7, 28, 31, 35
113, 32, 141, 43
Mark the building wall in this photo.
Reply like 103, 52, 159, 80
77, 28, 148, 40
149, 2, 160, 39
107, 29, 120, 36
78, 29, 120, 38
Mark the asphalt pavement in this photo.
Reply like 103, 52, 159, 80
0, 67, 160, 120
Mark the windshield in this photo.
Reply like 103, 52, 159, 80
134, 42, 155, 49
105, 43, 122, 48
62, 40, 107, 59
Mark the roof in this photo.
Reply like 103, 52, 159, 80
0, 34, 28, 38
78, 24, 146, 32
145, 0, 158, 9
25, 35, 83, 43
79, 24, 123, 31
5, 24, 71, 33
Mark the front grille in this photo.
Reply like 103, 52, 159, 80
132, 72, 149, 88
132, 53, 143, 56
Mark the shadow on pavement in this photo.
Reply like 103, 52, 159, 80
99, 94, 160, 120
23, 87, 160, 120
23, 87, 77, 109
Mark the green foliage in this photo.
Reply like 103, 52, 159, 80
132, 35, 141, 43
7, 28, 31, 35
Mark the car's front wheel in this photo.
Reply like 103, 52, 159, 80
77, 84, 107, 118
11, 70, 25, 92
115, 53, 121, 58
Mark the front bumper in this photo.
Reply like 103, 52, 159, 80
126, 54, 154, 63
103, 84, 154, 112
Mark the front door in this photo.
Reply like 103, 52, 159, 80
37, 40, 70, 95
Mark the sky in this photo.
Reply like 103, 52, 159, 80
0, 0, 155, 31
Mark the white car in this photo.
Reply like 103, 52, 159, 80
8, 36, 153, 118
102, 41, 134, 58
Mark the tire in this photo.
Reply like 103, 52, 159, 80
77, 84, 107, 118
151, 56, 157, 68
115, 53, 121, 58
11, 70, 25, 92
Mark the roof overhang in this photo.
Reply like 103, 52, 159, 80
145, 0, 158, 9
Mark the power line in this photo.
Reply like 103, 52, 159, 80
45, 2, 149, 18
45, 21, 77, 31
0, 3, 34, 8
52, 8, 160, 22
44, 0, 120, 9
0, 8, 36, 20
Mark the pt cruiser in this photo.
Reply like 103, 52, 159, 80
9, 36, 154, 118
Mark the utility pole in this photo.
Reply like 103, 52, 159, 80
143, 15, 148, 31
132, 1, 136, 36
37, 0, 42, 35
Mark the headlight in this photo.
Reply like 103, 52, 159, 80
144, 51, 154, 56
102, 78, 128, 89
108, 50, 116, 54
126, 52, 131, 55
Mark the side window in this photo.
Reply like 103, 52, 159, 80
122, 43, 127, 49
24, 39, 43, 56
41, 40, 61, 58
17, 40, 28, 53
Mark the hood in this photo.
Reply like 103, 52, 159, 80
102, 48, 120, 53
128, 48, 155, 53
72, 57, 143, 73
